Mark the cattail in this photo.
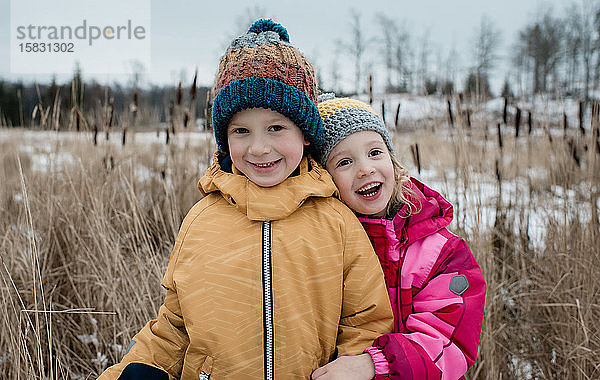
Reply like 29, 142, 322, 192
410, 143, 421, 175
579, 100, 585, 135
205, 91, 212, 130
76, 111, 80, 132
395, 103, 401, 129
107, 98, 114, 126
132, 91, 139, 123
190, 69, 198, 100
105, 99, 114, 141
497, 123, 503, 150
165, 127, 170, 145
368, 74, 373, 105
515, 107, 521, 138
563, 112, 568, 136
17, 89, 24, 127
592, 102, 600, 155
169, 102, 175, 135
381, 98, 386, 124
122, 128, 127, 146
528, 111, 533, 135
93, 123, 98, 146
494, 158, 502, 203
447, 99, 454, 127
503, 96, 508, 124
495, 158, 501, 183
567, 138, 580, 167
466, 108, 471, 129
177, 82, 183, 106
183, 110, 190, 129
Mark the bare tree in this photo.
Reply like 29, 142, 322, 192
577, 0, 599, 101
472, 15, 502, 79
515, 9, 563, 94
564, 3, 583, 96
343, 9, 366, 95
595, 7, 600, 90
416, 30, 431, 94
467, 15, 501, 98
375, 13, 398, 91
392, 25, 412, 93
442, 46, 460, 94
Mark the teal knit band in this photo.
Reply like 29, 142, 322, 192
212, 76, 324, 153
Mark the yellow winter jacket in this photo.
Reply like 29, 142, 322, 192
99, 153, 393, 380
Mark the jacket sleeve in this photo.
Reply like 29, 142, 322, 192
98, 232, 189, 379
366, 237, 486, 380
335, 212, 395, 357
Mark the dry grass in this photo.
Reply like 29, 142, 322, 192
1, 99, 599, 379
1, 130, 212, 378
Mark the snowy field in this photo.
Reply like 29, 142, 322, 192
3, 93, 597, 253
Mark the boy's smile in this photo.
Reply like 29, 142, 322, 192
325, 131, 395, 217
227, 108, 309, 187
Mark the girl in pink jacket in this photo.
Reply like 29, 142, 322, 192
312, 95, 486, 380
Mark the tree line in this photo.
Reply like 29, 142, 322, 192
331, 1, 600, 100
0, 69, 210, 129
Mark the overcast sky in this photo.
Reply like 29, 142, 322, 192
0, 0, 574, 93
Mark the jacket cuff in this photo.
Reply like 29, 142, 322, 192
364, 346, 390, 376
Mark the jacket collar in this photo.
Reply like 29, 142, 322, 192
359, 178, 453, 245
199, 151, 337, 221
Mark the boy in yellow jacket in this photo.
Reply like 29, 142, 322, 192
98, 19, 393, 380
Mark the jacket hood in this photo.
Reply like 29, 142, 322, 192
360, 177, 453, 245
199, 151, 337, 221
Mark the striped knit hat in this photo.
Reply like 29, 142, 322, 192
211, 19, 323, 154
317, 94, 395, 166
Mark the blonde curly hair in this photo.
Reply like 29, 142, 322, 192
385, 151, 422, 219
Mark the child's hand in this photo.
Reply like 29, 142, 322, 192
311, 353, 375, 380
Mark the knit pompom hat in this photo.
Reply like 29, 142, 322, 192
316, 93, 395, 166
211, 19, 323, 154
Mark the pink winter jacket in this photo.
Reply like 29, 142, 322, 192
361, 178, 486, 380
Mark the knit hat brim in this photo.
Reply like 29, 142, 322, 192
317, 98, 395, 166
212, 76, 323, 154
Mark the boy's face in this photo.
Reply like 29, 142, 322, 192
227, 108, 309, 187
325, 131, 395, 217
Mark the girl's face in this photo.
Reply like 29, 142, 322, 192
325, 131, 395, 218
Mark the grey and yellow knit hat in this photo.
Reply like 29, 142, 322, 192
316, 93, 395, 165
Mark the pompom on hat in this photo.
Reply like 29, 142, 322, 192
211, 19, 323, 154
316, 93, 395, 165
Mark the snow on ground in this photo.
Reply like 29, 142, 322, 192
411, 156, 595, 251
2, 94, 597, 250
2, 128, 214, 174
348, 93, 593, 137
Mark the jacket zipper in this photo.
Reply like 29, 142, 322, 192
262, 221, 274, 380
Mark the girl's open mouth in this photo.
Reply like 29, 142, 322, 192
355, 182, 382, 198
